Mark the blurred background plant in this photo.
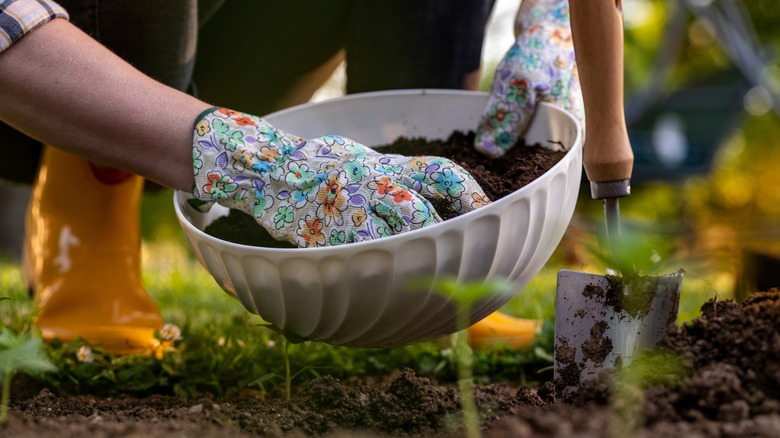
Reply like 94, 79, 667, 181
618, 0, 780, 302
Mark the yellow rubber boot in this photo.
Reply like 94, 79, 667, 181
467, 311, 542, 350
24, 146, 162, 354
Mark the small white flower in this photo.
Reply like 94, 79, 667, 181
76, 345, 94, 363
265, 339, 276, 349
217, 337, 226, 347
160, 323, 183, 342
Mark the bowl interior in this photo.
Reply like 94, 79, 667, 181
174, 89, 582, 347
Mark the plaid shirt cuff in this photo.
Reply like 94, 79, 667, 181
0, 0, 68, 54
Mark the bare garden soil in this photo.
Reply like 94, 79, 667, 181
6, 290, 780, 437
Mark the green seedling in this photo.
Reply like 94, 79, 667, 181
589, 225, 679, 279
0, 327, 57, 427
414, 278, 516, 438
608, 350, 689, 438
254, 324, 324, 401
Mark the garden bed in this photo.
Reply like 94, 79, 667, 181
7, 290, 779, 437
7, 133, 779, 437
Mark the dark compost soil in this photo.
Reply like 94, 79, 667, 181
377, 131, 567, 203
203, 131, 567, 246
8, 290, 780, 437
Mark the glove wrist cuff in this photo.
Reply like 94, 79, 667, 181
191, 107, 280, 213
516, 0, 570, 31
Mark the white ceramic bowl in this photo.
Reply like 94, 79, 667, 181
174, 90, 582, 347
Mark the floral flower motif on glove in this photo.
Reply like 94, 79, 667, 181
476, 0, 584, 158
192, 108, 490, 248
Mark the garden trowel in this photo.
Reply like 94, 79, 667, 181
554, 1, 684, 396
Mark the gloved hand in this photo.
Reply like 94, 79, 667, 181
192, 108, 491, 247
475, 0, 584, 158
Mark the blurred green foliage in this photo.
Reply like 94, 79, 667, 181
593, 0, 780, 297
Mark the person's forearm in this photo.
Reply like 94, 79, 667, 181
569, 0, 633, 183
0, 18, 211, 191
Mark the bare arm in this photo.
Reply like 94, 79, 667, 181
0, 18, 211, 191
569, 0, 634, 184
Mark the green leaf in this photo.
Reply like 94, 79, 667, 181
0, 328, 19, 350
246, 373, 279, 387
533, 346, 554, 363
0, 334, 56, 379
406, 277, 517, 309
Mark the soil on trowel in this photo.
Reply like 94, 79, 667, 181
582, 276, 664, 319
204, 131, 566, 246
8, 290, 780, 437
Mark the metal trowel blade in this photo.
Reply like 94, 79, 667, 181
553, 269, 683, 395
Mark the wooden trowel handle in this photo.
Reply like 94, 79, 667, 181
570, 0, 634, 191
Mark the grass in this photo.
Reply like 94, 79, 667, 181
0, 188, 726, 398
1, 246, 554, 397
0, 251, 553, 397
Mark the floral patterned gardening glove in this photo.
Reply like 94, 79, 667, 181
192, 108, 490, 248
475, 0, 584, 158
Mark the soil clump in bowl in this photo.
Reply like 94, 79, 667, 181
204, 131, 566, 247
